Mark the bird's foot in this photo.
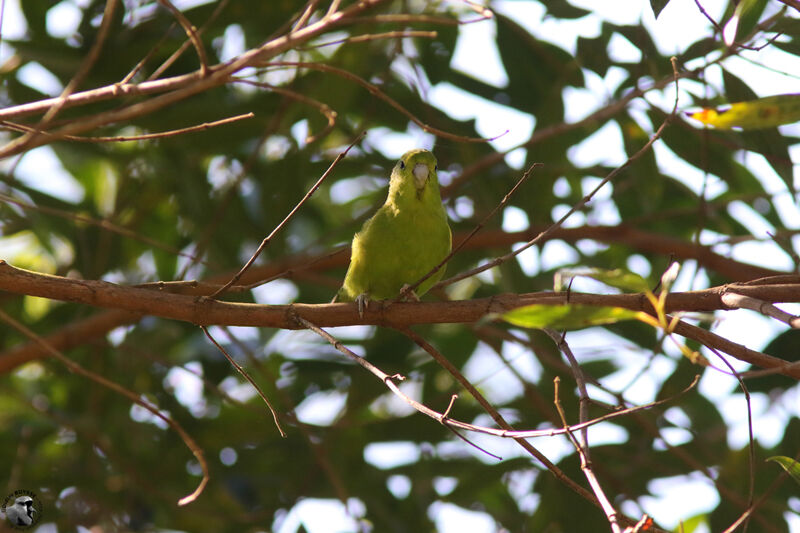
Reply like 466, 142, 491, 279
400, 284, 420, 302
355, 293, 370, 318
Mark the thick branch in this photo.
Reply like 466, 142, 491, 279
1, 261, 799, 377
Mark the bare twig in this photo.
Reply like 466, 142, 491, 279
8, 0, 118, 154
300, 30, 438, 49
157, 0, 209, 76
122, 22, 178, 84
724, 450, 800, 533
776, 0, 800, 11
440, 58, 681, 288
264, 61, 507, 143
708, 346, 756, 533
554, 377, 622, 533
396, 325, 619, 516
545, 329, 590, 451
0, 0, 392, 157
149, 0, 231, 81
292, 0, 320, 32
693, 0, 724, 36
397, 162, 540, 301
457, 0, 494, 19
294, 315, 694, 442
232, 80, 337, 144
0, 192, 211, 265
0, 308, 208, 506
0, 113, 254, 143
326, 0, 342, 17
201, 326, 286, 437
209, 131, 364, 298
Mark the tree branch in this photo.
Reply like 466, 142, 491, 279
1, 261, 798, 377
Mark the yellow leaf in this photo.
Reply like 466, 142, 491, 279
687, 94, 800, 130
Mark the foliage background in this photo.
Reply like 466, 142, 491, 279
1, 0, 799, 531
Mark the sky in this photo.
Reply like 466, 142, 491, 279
2, 0, 800, 532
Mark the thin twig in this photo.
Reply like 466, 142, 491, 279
149, 0, 231, 81
9, 0, 118, 154
232, 79, 337, 144
724, 450, 800, 533
0, 192, 212, 266
0, 308, 208, 506
0, 0, 392, 158
397, 162, 540, 301
326, 0, 342, 17
264, 61, 507, 143
201, 326, 286, 437
292, 0, 320, 33
708, 346, 756, 533
209, 131, 364, 298
439, 57, 682, 288
396, 326, 614, 514
544, 329, 591, 452
0, 113, 254, 143
121, 22, 178, 84
297, 314, 675, 441
157, 0, 209, 76
299, 30, 437, 49
176, 98, 290, 280
554, 376, 622, 533
693, 0, 724, 36
776, 0, 800, 11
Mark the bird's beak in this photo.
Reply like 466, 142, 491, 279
412, 163, 429, 190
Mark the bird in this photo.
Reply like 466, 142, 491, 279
335, 149, 452, 315
6, 496, 35, 526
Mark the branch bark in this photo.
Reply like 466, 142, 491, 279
1, 261, 798, 377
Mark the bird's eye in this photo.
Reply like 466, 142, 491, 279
434, 165, 438, 171
399, 161, 405, 170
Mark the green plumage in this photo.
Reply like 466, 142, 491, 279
337, 149, 452, 305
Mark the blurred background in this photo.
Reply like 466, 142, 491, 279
1, 0, 800, 531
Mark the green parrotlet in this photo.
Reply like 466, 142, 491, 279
336, 149, 452, 314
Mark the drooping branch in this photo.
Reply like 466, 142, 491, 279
0, 0, 448, 157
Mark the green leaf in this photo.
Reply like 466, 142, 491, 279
555, 268, 651, 293
544, 0, 591, 19
501, 304, 640, 330
650, 0, 671, 18
724, 0, 768, 46
766, 456, 800, 486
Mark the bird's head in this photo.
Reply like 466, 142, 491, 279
389, 149, 440, 202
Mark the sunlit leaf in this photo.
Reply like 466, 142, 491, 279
767, 456, 800, 485
501, 304, 640, 330
723, 0, 767, 46
687, 94, 800, 130
555, 268, 651, 293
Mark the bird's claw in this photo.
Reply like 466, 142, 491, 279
400, 284, 420, 302
355, 293, 369, 319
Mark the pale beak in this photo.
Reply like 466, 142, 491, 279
413, 163, 429, 189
